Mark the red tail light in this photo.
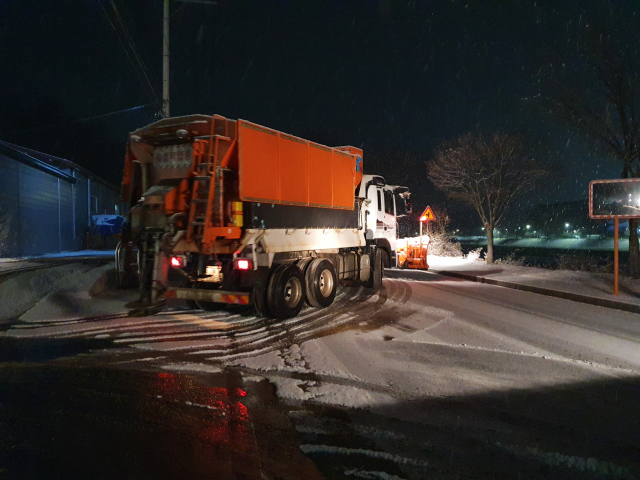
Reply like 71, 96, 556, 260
170, 257, 182, 267
236, 259, 251, 270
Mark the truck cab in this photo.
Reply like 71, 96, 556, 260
358, 174, 412, 267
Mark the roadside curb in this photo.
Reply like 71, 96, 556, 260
426, 269, 640, 315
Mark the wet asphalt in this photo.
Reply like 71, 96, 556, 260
0, 337, 322, 480
2, 333, 639, 480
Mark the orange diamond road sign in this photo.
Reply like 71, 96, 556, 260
420, 206, 436, 222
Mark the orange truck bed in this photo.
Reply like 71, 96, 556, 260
238, 120, 362, 210
123, 115, 364, 212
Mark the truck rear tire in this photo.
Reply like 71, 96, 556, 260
305, 258, 337, 309
267, 264, 306, 319
253, 280, 269, 317
367, 249, 386, 294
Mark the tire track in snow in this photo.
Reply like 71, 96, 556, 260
5, 280, 415, 363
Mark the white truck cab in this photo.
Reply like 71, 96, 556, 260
358, 174, 412, 267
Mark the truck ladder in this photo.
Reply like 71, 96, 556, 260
186, 134, 231, 243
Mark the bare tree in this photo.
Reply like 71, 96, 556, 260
427, 206, 463, 257
543, 33, 640, 276
427, 132, 546, 264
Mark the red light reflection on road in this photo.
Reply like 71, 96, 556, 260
148, 372, 252, 449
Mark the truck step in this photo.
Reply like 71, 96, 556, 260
197, 163, 214, 168
194, 176, 211, 181
192, 199, 208, 203
191, 221, 205, 226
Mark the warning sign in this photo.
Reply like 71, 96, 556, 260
420, 206, 436, 222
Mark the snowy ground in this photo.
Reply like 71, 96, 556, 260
2, 258, 639, 477
0, 262, 135, 324
458, 236, 629, 251
0, 249, 115, 263
427, 255, 640, 306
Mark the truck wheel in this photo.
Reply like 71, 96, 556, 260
252, 280, 269, 317
267, 264, 306, 320
305, 258, 337, 309
367, 249, 386, 294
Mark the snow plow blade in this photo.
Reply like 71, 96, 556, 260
166, 288, 251, 305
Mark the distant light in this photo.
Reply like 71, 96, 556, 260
170, 257, 182, 267
565, 223, 570, 228
236, 259, 251, 270
481, 227, 485, 230
526, 225, 530, 229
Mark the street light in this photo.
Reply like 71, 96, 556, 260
565, 223, 570, 228
526, 225, 530, 229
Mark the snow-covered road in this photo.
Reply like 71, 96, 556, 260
4, 270, 640, 478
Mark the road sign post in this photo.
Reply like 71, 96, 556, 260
420, 206, 435, 268
614, 217, 619, 295
589, 179, 640, 295
419, 206, 436, 243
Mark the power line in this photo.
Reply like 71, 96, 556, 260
109, 0, 159, 102
97, 0, 160, 108
1, 104, 154, 135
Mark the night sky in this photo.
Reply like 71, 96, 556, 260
1, 0, 636, 228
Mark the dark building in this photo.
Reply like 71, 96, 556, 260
0, 141, 122, 257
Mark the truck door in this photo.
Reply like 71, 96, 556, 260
376, 187, 397, 263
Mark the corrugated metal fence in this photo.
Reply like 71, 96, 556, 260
0, 154, 121, 257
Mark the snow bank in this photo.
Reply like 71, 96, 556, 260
426, 256, 478, 268
0, 263, 93, 321
426, 254, 640, 304
459, 236, 629, 252
18, 264, 135, 323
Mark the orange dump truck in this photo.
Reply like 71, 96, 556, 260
117, 114, 411, 319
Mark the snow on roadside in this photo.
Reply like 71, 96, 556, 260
299, 340, 362, 380
225, 341, 393, 408
426, 254, 640, 302
426, 255, 478, 269
0, 263, 93, 321
18, 264, 135, 323
269, 376, 394, 409
225, 349, 286, 371
162, 363, 223, 374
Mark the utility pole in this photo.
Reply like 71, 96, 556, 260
163, 0, 170, 117
162, 0, 217, 119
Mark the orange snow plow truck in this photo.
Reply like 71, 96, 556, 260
117, 114, 411, 319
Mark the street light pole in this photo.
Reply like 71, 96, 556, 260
162, 0, 170, 117
161, 0, 217, 119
